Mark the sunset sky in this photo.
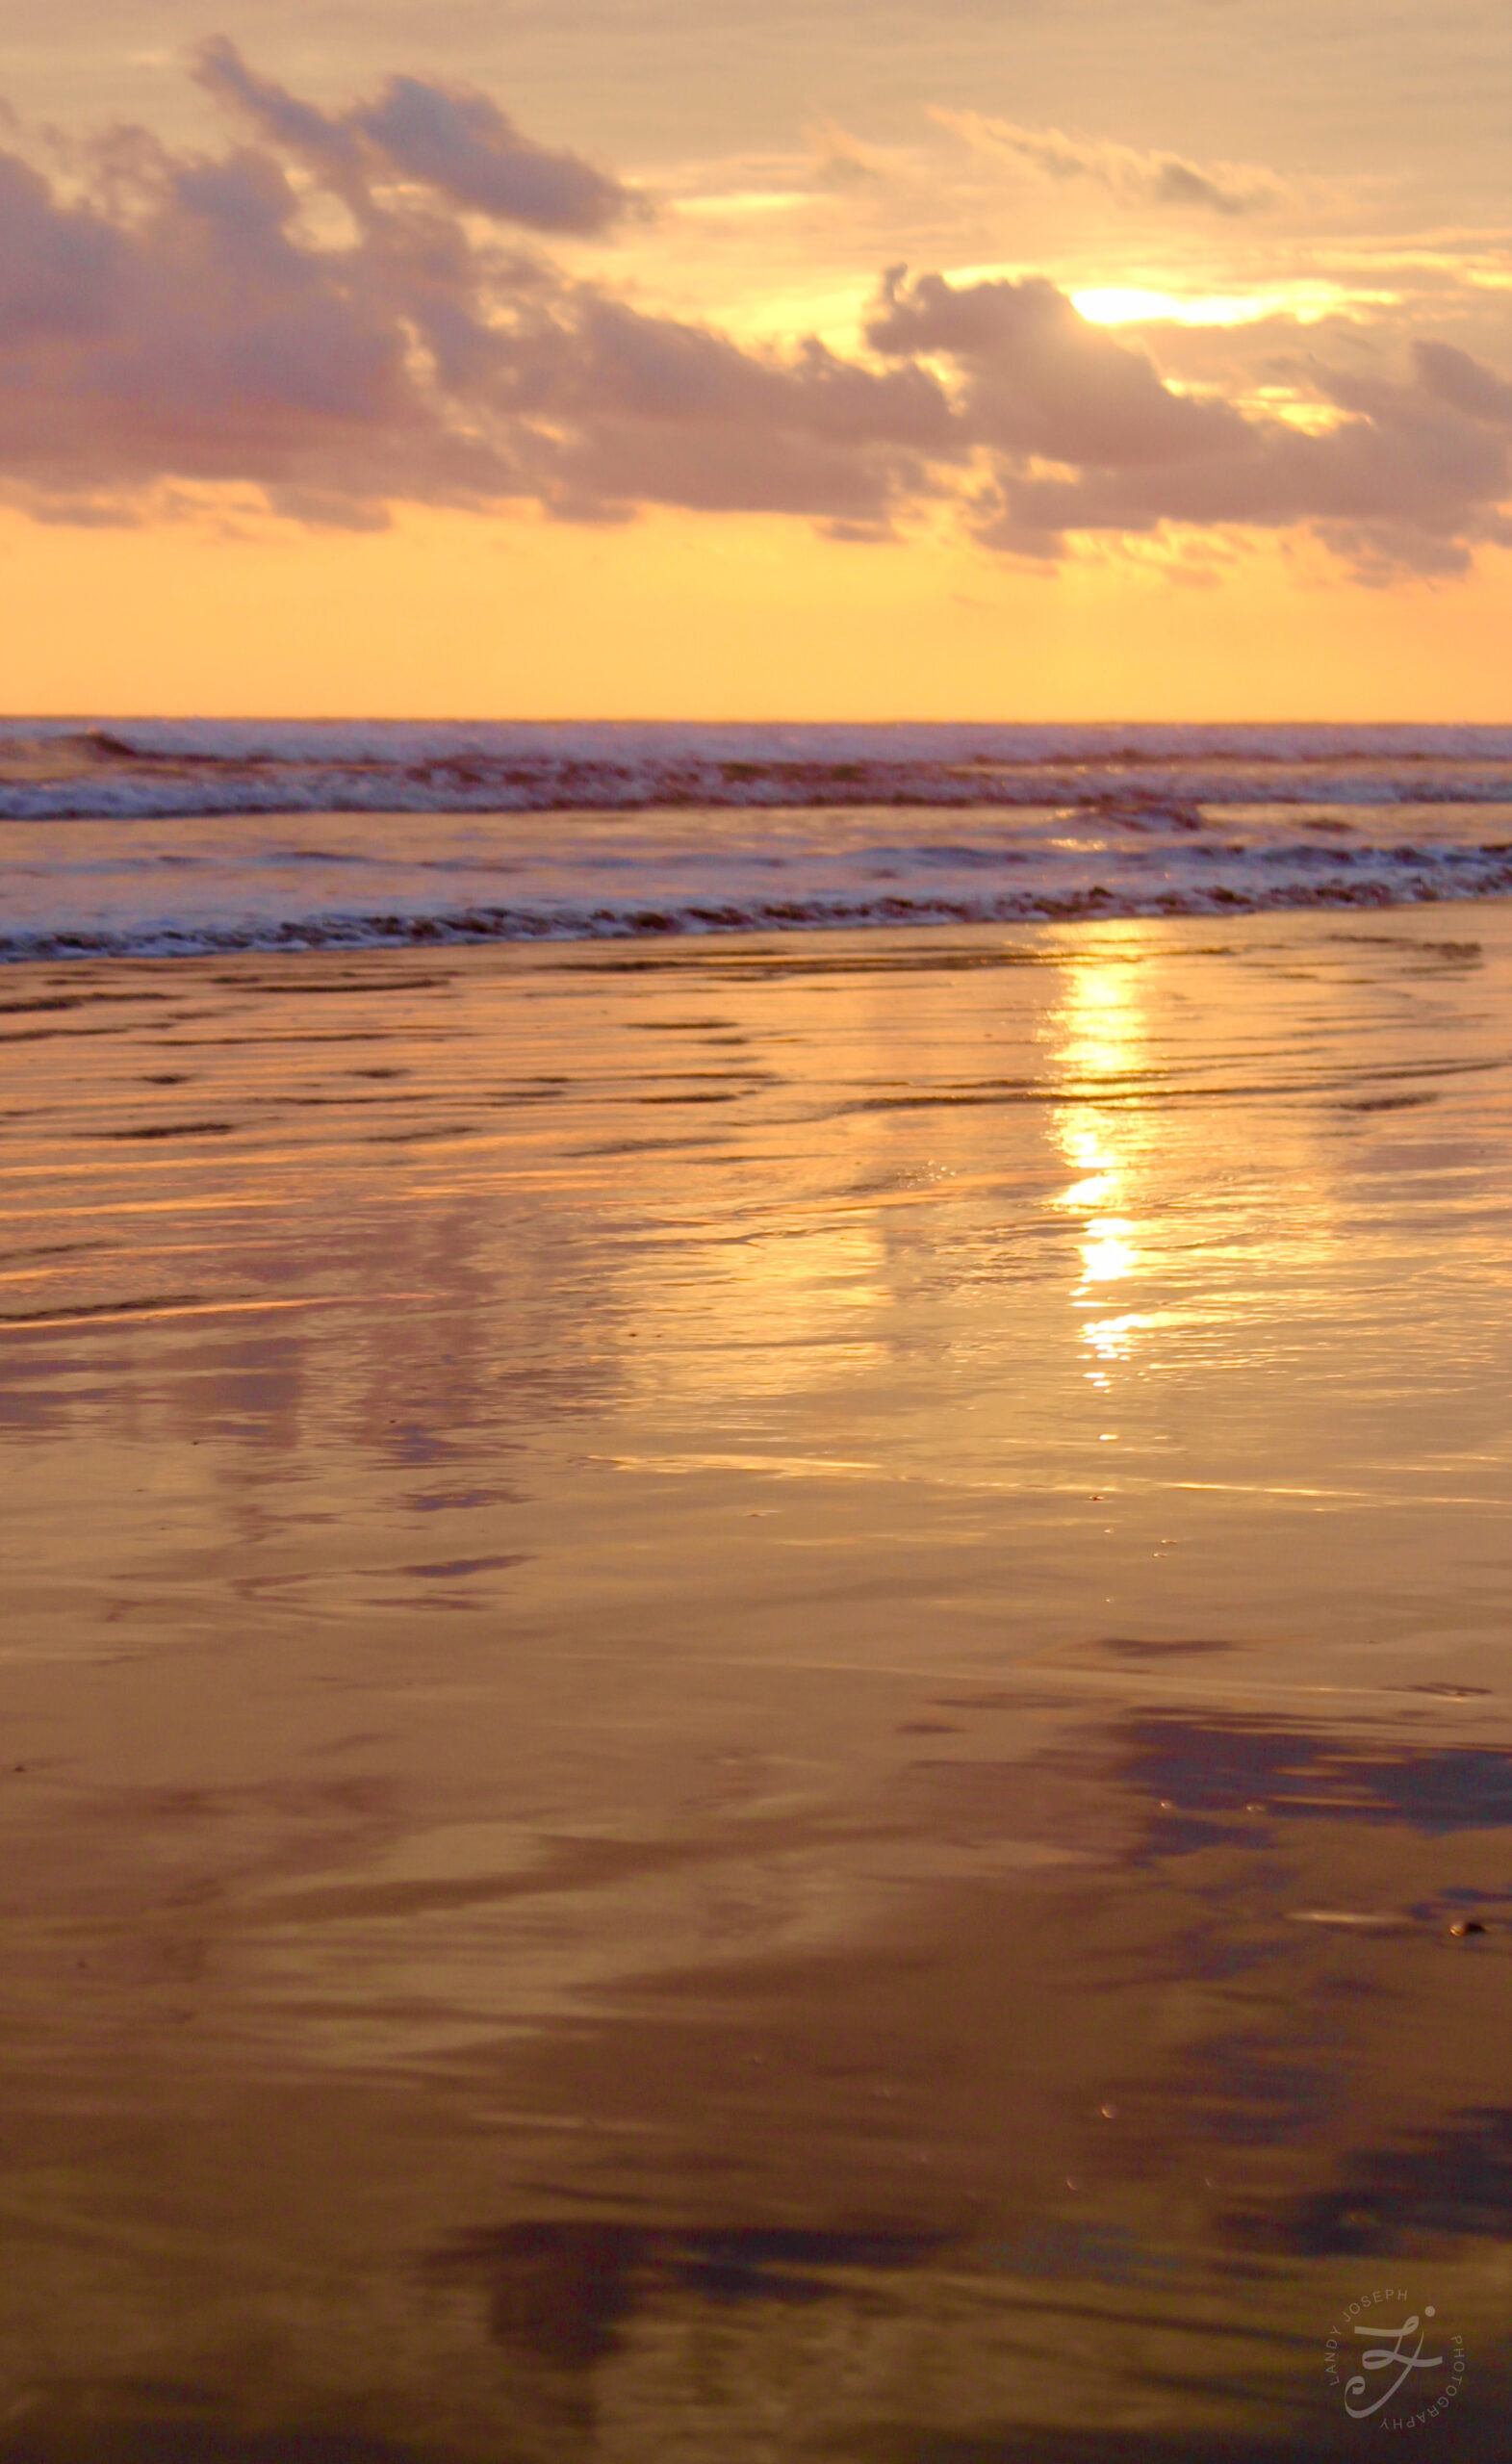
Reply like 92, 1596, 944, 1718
1, 0, 1507, 715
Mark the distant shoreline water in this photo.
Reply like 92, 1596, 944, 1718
3, 721, 1512, 958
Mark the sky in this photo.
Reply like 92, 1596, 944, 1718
0, 0, 1507, 715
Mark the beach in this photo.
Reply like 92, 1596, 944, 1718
1, 903, 1510, 2456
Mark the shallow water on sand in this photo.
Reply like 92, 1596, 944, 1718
1, 911, 1510, 2460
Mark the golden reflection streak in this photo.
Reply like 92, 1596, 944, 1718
1046, 958, 1154, 1389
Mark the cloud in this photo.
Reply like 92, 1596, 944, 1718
864, 267, 1250, 467
0, 64, 957, 532
932, 109, 1287, 216
0, 156, 114, 347
1412, 339, 1512, 427
193, 38, 641, 236
0, 54, 1507, 582
805, 121, 896, 192
875, 272, 1508, 575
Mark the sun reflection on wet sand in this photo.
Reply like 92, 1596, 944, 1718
1047, 952, 1159, 1396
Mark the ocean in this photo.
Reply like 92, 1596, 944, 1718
4, 718, 1512, 957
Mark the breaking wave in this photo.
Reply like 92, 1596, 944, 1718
2, 719, 1511, 821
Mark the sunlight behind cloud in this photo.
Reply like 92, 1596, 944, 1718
675, 190, 818, 218
1070, 280, 1399, 326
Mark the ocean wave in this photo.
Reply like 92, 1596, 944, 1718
7, 839, 1512, 961
3, 720, 1512, 820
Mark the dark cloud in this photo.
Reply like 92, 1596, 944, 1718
0, 153, 119, 342
0, 53, 1507, 581
0, 57, 958, 530
966, 371, 1509, 574
864, 269, 1511, 577
194, 38, 639, 236
1412, 338, 1512, 427
864, 267, 1250, 466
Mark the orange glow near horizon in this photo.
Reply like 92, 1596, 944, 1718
3, 505, 1509, 721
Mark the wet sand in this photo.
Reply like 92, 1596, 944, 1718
1, 912, 1510, 2459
